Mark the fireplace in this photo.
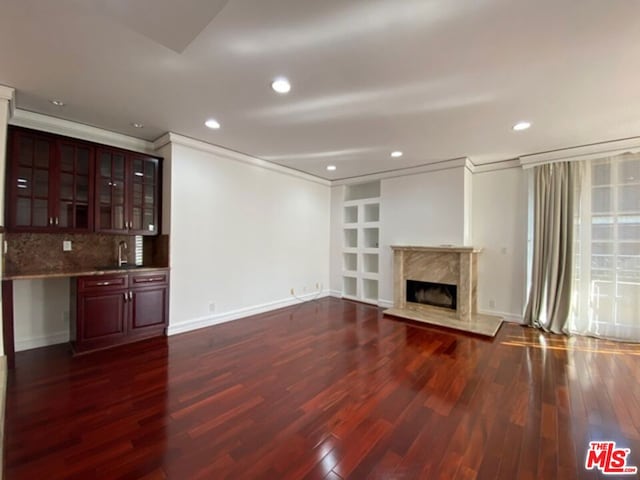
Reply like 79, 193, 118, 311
406, 280, 457, 310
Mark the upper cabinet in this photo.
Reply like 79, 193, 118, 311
95, 149, 159, 235
6, 127, 161, 236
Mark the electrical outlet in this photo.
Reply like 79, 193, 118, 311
209, 302, 216, 313
290, 288, 295, 296
316, 282, 320, 290
489, 299, 496, 309
63, 240, 72, 251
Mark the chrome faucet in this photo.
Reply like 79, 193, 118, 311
117, 240, 128, 267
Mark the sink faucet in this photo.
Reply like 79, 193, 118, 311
117, 240, 128, 267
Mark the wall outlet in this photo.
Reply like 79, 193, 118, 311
208, 302, 216, 313
63, 240, 72, 251
290, 288, 295, 296
489, 299, 496, 309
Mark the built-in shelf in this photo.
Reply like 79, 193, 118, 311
364, 203, 380, 223
363, 253, 379, 274
341, 181, 381, 305
344, 253, 357, 271
344, 205, 358, 224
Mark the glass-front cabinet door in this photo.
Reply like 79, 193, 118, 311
11, 130, 55, 230
57, 141, 94, 231
96, 148, 128, 233
129, 155, 159, 235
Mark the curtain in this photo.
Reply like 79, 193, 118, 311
566, 154, 640, 342
525, 161, 582, 333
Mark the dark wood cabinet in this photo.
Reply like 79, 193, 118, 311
7, 128, 95, 232
71, 269, 169, 353
95, 148, 159, 235
6, 127, 160, 235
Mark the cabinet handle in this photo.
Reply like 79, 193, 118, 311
129, 291, 134, 301
123, 292, 128, 302
55, 217, 59, 225
48, 217, 53, 225
137, 277, 161, 283
96, 281, 113, 286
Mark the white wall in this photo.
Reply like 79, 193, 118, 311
166, 142, 331, 334
14, 279, 70, 351
472, 167, 528, 322
329, 185, 344, 295
378, 167, 467, 304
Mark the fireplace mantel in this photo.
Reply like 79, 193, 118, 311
390, 245, 482, 254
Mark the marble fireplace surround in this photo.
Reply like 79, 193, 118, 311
384, 246, 503, 337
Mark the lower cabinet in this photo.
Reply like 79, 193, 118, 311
71, 269, 169, 353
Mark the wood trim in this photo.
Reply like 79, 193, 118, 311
2, 280, 15, 369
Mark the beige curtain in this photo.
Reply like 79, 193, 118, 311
525, 161, 582, 333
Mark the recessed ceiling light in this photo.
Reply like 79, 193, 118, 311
271, 77, 291, 94
326, 165, 337, 171
205, 118, 221, 129
391, 151, 403, 158
131, 122, 144, 129
513, 121, 532, 131
50, 100, 65, 107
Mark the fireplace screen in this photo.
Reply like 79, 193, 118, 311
406, 280, 457, 310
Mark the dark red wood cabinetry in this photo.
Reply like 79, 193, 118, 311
7, 128, 95, 232
6, 127, 160, 235
71, 269, 169, 353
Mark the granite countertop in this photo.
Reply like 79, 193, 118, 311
3, 266, 169, 281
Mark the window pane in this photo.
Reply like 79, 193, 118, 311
592, 162, 611, 186
618, 157, 640, 184
592, 186, 612, 213
618, 185, 640, 213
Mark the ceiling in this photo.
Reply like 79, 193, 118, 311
1, 0, 639, 180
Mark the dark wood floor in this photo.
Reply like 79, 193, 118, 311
4, 298, 640, 479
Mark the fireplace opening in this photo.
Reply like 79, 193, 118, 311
406, 280, 457, 310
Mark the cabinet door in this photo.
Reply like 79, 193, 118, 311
57, 140, 94, 231
9, 130, 55, 230
77, 290, 128, 348
129, 285, 168, 336
129, 155, 159, 235
96, 148, 128, 233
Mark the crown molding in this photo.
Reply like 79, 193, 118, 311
331, 157, 471, 186
9, 109, 156, 154
0, 85, 15, 117
519, 136, 640, 169
154, 132, 331, 186
471, 158, 521, 173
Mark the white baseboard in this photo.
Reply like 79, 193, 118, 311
329, 289, 342, 298
15, 331, 70, 352
478, 309, 524, 324
378, 299, 394, 309
167, 290, 331, 336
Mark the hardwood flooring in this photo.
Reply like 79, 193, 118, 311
4, 297, 640, 479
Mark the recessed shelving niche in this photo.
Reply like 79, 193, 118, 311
341, 181, 381, 305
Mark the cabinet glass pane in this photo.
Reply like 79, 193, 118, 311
114, 205, 125, 230
34, 140, 50, 168
100, 178, 112, 204
100, 154, 111, 177
112, 181, 124, 205
60, 173, 74, 200
77, 149, 89, 175
144, 161, 155, 182
132, 207, 142, 230
16, 198, 31, 225
77, 175, 89, 202
133, 183, 143, 206
113, 155, 125, 179
16, 167, 32, 196
133, 159, 143, 181
59, 201, 71, 228
100, 206, 112, 227
19, 137, 33, 166
144, 185, 154, 207
76, 204, 89, 229
143, 210, 155, 232
34, 169, 49, 197
33, 199, 48, 226
60, 145, 74, 172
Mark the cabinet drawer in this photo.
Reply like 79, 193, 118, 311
130, 270, 169, 286
78, 274, 128, 292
